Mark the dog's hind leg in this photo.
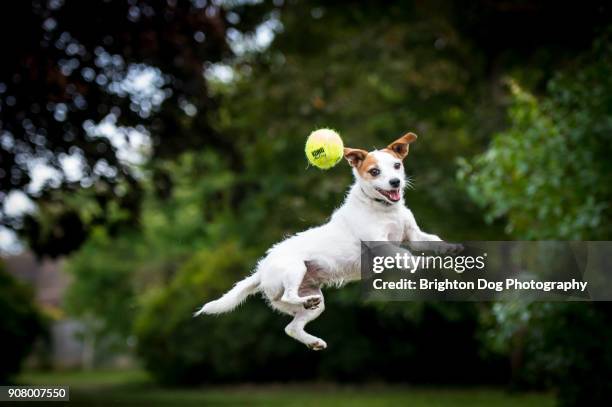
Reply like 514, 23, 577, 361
280, 261, 322, 308
282, 292, 326, 350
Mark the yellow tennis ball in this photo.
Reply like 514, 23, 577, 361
305, 128, 344, 169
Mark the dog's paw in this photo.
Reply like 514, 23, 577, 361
435, 242, 464, 255
307, 339, 327, 351
303, 295, 322, 310
447, 243, 464, 254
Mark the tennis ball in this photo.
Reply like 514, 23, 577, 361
305, 128, 344, 169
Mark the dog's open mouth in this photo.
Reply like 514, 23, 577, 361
375, 188, 401, 202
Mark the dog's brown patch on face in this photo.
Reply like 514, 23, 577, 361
356, 153, 380, 178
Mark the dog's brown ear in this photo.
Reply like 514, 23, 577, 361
386, 132, 418, 160
344, 148, 368, 168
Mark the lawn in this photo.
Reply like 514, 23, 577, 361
17, 370, 555, 406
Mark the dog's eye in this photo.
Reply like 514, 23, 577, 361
368, 168, 380, 177
394, 163, 401, 170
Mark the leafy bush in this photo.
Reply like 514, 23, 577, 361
461, 33, 612, 406
484, 302, 612, 407
458, 36, 612, 239
0, 262, 46, 384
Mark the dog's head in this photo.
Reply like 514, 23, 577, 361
343, 133, 417, 205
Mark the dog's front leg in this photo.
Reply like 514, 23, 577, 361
364, 240, 419, 273
407, 230, 443, 252
402, 208, 462, 254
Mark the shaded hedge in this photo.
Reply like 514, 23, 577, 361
0, 262, 46, 384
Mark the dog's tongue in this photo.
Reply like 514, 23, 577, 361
389, 190, 401, 201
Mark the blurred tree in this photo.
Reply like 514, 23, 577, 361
458, 35, 612, 238
0, 0, 273, 256
65, 149, 237, 344
462, 33, 612, 406
0, 261, 46, 384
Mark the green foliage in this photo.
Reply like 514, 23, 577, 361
64, 150, 238, 348
21, 180, 142, 258
484, 302, 612, 407
463, 33, 612, 406
65, 227, 141, 342
0, 262, 46, 383
458, 37, 612, 239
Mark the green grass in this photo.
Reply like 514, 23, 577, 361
17, 370, 555, 406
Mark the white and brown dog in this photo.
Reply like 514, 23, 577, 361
195, 133, 453, 350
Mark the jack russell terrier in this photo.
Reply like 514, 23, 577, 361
195, 133, 457, 350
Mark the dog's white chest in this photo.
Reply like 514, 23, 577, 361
355, 211, 404, 242
385, 220, 404, 241
372, 217, 403, 242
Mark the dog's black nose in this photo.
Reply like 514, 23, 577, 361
389, 178, 401, 188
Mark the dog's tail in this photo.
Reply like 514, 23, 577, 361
194, 272, 260, 316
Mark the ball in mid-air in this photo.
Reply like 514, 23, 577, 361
305, 128, 344, 169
